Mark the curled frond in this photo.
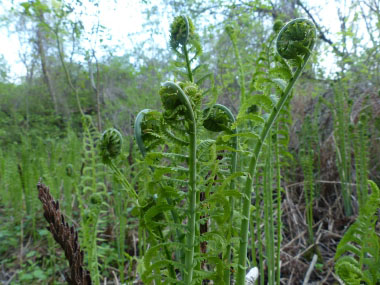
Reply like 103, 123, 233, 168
160, 81, 202, 123
225, 24, 236, 41
276, 18, 316, 60
203, 104, 235, 133
99, 128, 123, 163
170, 15, 194, 50
135, 109, 164, 156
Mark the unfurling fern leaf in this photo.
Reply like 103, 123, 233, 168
134, 109, 164, 156
276, 18, 316, 61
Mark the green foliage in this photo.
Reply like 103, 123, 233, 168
78, 116, 106, 285
2, 2, 380, 284
335, 181, 380, 285
351, 114, 369, 207
333, 84, 353, 216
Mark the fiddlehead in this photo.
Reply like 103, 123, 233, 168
203, 104, 234, 133
98, 128, 138, 202
276, 18, 316, 62
170, 15, 193, 51
134, 109, 164, 156
99, 128, 122, 164
160, 81, 202, 126
203, 104, 238, 283
169, 16, 202, 82
160, 80, 198, 284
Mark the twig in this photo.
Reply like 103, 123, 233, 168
112, 271, 120, 285
302, 254, 318, 285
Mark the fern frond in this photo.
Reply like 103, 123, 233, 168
335, 180, 380, 284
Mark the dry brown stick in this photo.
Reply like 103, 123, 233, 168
302, 254, 318, 285
37, 181, 92, 285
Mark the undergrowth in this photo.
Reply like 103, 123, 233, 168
0, 13, 379, 285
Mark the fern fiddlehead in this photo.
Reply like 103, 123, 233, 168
134, 109, 164, 157
99, 128, 138, 202
99, 128, 122, 164
236, 18, 316, 285
170, 15, 198, 82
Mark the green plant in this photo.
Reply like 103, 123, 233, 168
31, 15, 316, 285
107, 16, 316, 285
334, 180, 380, 284
235, 18, 316, 285
333, 84, 353, 216
78, 116, 107, 285
350, 114, 369, 208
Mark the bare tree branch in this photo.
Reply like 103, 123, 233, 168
296, 0, 346, 58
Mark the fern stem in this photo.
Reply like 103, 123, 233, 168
236, 50, 312, 285
184, 118, 197, 284
226, 25, 246, 106
255, 172, 264, 285
274, 123, 282, 285
183, 44, 194, 82
109, 161, 138, 202
264, 134, 275, 285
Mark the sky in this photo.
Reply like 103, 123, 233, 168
0, 0, 365, 82
0, 0, 171, 82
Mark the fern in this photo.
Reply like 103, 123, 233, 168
95, 16, 317, 285
351, 114, 369, 208
335, 180, 380, 285
78, 115, 107, 285
333, 85, 353, 216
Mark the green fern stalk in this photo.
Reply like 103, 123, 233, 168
235, 18, 316, 285
134, 110, 183, 281
333, 86, 352, 216
300, 149, 315, 243
255, 171, 264, 285
80, 117, 103, 285
264, 134, 275, 284
183, 43, 194, 83
274, 123, 282, 285
226, 24, 246, 106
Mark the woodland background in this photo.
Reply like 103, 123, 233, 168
0, 0, 380, 284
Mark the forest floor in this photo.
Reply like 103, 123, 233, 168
0, 181, 367, 284
279, 181, 357, 284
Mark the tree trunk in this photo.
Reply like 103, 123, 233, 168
36, 27, 59, 114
